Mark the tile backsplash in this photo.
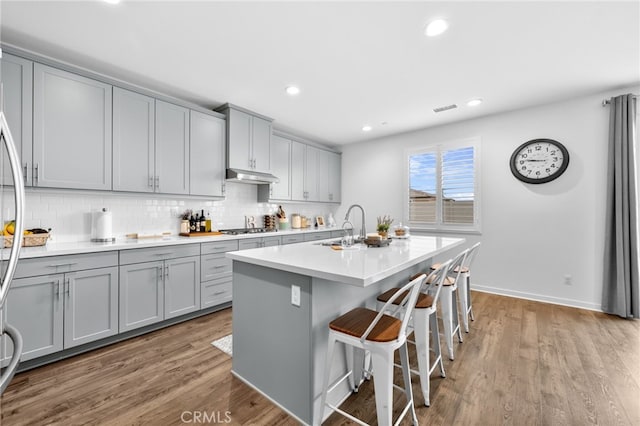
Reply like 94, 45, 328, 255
4, 182, 338, 243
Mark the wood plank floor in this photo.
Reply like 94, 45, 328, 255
1, 292, 638, 425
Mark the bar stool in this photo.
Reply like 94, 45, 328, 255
430, 248, 468, 360
317, 274, 426, 426
458, 242, 481, 332
376, 258, 457, 406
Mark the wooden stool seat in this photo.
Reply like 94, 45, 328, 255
426, 274, 455, 286
377, 288, 435, 309
430, 263, 469, 273
329, 307, 401, 342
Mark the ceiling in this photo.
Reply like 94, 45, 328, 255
1, 1, 638, 147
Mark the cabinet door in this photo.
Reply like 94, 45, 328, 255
2, 275, 63, 365
33, 63, 112, 190
328, 151, 341, 203
317, 149, 330, 202
155, 100, 189, 194
269, 135, 291, 200
291, 141, 306, 201
119, 261, 164, 332
164, 256, 200, 319
1, 53, 33, 186
305, 145, 319, 201
227, 108, 252, 170
251, 116, 271, 173
190, 110, 225, 197
64, 267, 118, 349
113, 87, 155, 192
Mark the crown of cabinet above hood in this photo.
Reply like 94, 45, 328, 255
215, 103, 279, 185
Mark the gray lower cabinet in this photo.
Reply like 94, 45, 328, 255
1, 275, 63, 365
238, 236, 281, 250
64, 267, 119, 348
282, 234, 305, 245
1, 256, 119, 366
119, 245, 201, 332
303, 231, 332, 242
201, 240, 238, 309
33, 63, 112, 190
0, 52, 33, 186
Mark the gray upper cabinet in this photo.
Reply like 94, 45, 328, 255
220, 105, 272, 174
155, 100, 190, 194
113, 87, 155, 192
317, 149, 330, 202
0, 53, 33, 186
328, 151, 341, 203
291, 141, 306, 201
190, 110, 225, 197
304, 145, 319, 201
33, 63, 112, 190
268, 134, 291, 200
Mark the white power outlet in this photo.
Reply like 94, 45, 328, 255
291, 285, 301, 307
564, 274, 572, 285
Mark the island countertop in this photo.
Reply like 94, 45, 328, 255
226, 235, 465, 287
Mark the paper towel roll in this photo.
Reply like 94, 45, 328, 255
92, 208, 114, 242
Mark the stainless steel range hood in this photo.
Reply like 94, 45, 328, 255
226, 168, 279, 184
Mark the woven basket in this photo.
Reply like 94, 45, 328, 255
3, 233, 50, 248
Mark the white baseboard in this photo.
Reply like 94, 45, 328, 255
472, 284, 603, 312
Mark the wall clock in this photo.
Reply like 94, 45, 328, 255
509, 138, 569, 184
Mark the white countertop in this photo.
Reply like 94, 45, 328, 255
226, 235, 465, 287
1, 227, 341, 259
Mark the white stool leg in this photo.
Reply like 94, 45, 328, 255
412, 309, 431, 406
467, 274, 475, 321
459, 273, 470, 333
430, 311, 446, 378
398, 343, 419, 425
453, 288, 463, 343
345, 344, 356, 392
371, 349, 394, 426
318, 334, 337, 426
440, 288, 455, 360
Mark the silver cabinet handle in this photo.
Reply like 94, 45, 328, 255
153, 253, 173, 257
34, 163, 39, 186
155, 176, 160, 190
221, 182, 226, 195
23, 163, 28, 182
55, 280, 61, 300
213, 291, 227, 296
148, 176, 154, 188
158, 266, 163, 280
65, 277, 70, 297
165, 265, 169, 278
208, 265, 227, 270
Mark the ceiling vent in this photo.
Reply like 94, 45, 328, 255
433, 104, 458, 113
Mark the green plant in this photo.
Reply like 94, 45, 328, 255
376, 215, 394, 232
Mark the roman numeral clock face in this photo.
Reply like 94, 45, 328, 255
509, 139, 570, 184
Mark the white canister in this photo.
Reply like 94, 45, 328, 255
291, 214, 301, 229
91, 208, 115, 242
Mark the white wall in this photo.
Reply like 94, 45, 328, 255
3, 183, 336, 243
338, 86, 640, 311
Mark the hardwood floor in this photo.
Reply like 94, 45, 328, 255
1, 292, 638, 425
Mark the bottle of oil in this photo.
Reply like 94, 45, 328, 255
205, 212, 212, 232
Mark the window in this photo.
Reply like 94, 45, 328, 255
406, 138, 480, 232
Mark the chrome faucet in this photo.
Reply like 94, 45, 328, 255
344, 204, 366, 241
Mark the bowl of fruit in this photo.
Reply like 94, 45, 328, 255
3, 221, 51, 248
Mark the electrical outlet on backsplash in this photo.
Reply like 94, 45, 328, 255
12, 183, 338, 243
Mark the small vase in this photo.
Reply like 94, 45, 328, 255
378, 230, 388, 239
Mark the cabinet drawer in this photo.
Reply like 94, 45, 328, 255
12, 251, 118, 279
262, 236, 281, 247
238, 238, 261, 250
282, 234, 305, 245
201, 277, 232, 309
201, 254, 232, 281
119, 244, 200, 265
304, 232, 332, 242
201, 240, 239, 255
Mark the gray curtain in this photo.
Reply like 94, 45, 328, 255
602, 94, 639, 318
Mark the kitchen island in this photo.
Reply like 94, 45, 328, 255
227, 235, 464, 425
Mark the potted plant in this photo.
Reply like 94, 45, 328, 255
376, 215, 394, 238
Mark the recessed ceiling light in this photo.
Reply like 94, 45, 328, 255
425, 19, 449, 37
103, 0, 121, 4
467, 98, 483, 107
285, 86, 300, 96
362, 125, 372, 132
